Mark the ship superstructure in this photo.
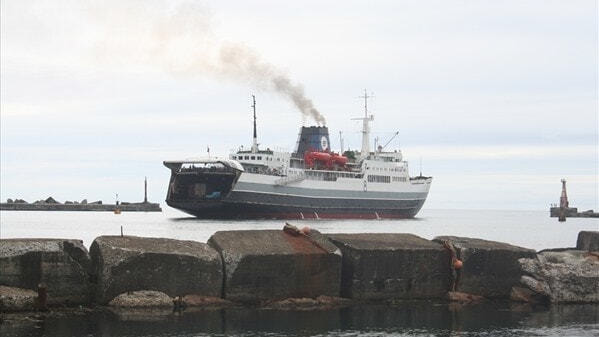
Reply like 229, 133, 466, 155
164, 94, 432, 219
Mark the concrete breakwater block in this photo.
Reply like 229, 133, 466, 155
576, 231, 599, 251
433, 236, 536, 298
514, 250, 599, 303
90, 236, 222, 304
0, 285, 38, 311
208, 230, 342, 303
328, 233, 449, 300
0, 239, 91, 305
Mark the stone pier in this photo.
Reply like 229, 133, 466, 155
1, 230, 597, 311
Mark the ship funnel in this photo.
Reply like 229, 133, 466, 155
293, 126, 331, 158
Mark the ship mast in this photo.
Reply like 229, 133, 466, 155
251, 95, 258, 153
352, 89, 374, 160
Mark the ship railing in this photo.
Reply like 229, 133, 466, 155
274, 173, 306, 186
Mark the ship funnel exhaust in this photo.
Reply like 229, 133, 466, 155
293, 126, 331, 158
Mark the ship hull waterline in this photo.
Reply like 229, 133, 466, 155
166, 196, 426, 220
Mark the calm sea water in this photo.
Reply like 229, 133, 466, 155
1, 303, 598, 337
1, 208, 598, 337
1, 208, 597, 250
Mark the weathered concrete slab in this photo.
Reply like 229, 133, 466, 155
513, 250, 599, 303
90, 236, 222, 304
108, 290, 172, 307
328, 233, 449, 300
0, 286, 37, 311
0, 239, 91, 305
207, 230, 341, 303
577, 231, 599, 251
433, 236, 536, 298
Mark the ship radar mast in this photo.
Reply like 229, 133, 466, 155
352, 89, 374, 160
251, 95, 258, 153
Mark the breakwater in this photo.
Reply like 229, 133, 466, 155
0, 200, 161, 212
1, 229, 598, 312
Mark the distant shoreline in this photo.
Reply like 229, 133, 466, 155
0, 202, 162, 212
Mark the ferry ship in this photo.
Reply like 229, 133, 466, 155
163, 95, 432, 219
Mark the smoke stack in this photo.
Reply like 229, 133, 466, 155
293, 126, 330, 158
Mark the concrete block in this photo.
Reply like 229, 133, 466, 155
576, 231, 599, 251
90, 236, 222, 304
0, 239, 91, 305
433, 236, 536, 298
207, 230, 341, 303
328, 233, 449, 300
0, 286, 37, 311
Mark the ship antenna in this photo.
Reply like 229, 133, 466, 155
419, 157, 423, 177
252, 95, 258, 153
351, 89, 375, 160
360, 89, 373, 118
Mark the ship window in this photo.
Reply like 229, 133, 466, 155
257, 156, 262, 160
251, 156, 255, 160
244, 156, 249, 160
368, 174, 391, 183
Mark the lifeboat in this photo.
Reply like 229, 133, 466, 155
330, 153, 348, 166
304, 151, 331, 168
304, 151, 347, 170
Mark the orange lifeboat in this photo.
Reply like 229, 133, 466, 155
304, 151, 347, 170
304, 151, 332, 169
330, 153, 348, 166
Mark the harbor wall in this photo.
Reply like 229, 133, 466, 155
0, 202, 161, 212
1, 230, 598, 311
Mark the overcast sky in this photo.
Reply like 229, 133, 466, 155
1, 0, 597, 210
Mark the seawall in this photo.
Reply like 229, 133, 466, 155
0, 202, 161, 212
1, 229, 597, 312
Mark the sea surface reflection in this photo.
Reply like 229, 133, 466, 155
2, 302, 598, 337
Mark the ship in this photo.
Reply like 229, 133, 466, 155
163, 94, 432, 219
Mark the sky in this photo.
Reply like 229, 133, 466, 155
1, 0, 598, 210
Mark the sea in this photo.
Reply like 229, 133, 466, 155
1, 208, 598, 337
